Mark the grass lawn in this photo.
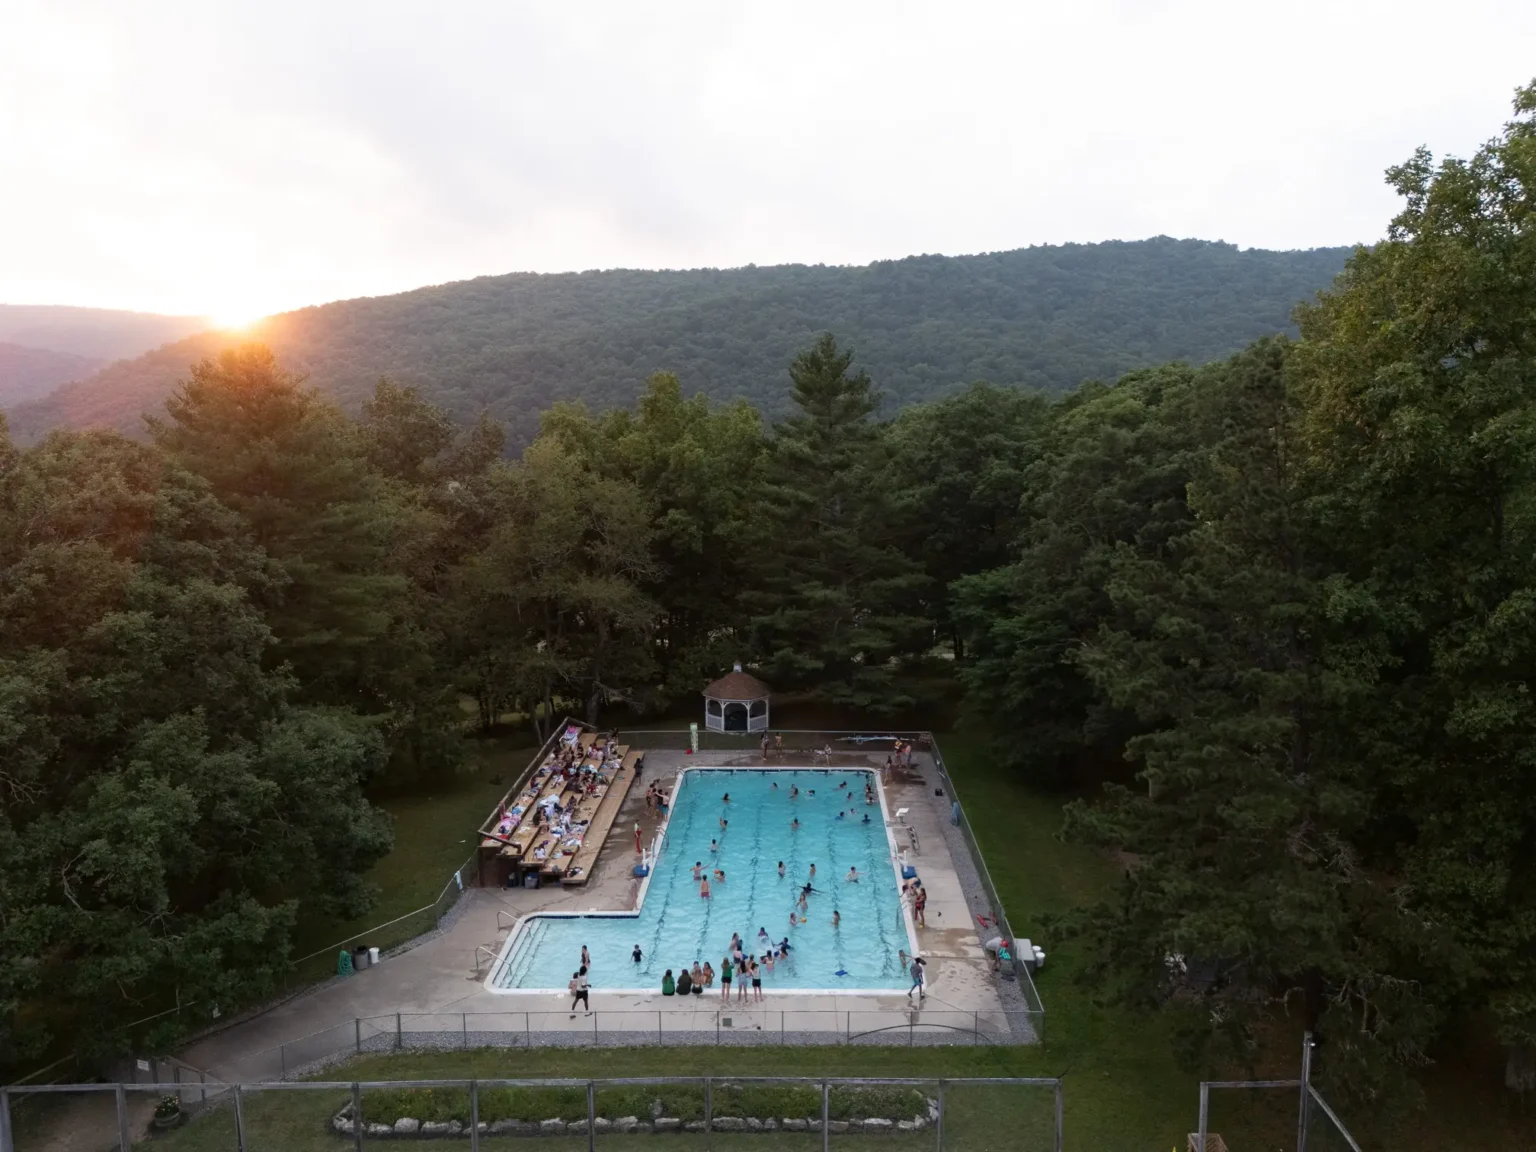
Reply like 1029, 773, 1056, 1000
284, 737, 537, 982
138, 1048, 1061, 1151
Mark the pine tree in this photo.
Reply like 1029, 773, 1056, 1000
748, 334, 928, 708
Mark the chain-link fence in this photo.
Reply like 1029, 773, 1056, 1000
221, 1007, 1038, 1083
1, 1075, 1062, 1152
1193, 1040, 1364, 1152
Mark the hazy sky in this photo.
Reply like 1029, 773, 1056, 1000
3, 0, 1534, 324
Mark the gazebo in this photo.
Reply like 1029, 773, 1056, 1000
703, 662, 771, 733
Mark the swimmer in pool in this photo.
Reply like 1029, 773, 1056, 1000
832, 910, 840, 928
809, 863, 817, 880
862, 813, 871, 824
790, 785, 799, 799
846, 867, 859, 882
700, 876, 711, 898
835, 810, 845, 820
791, 817, 800, 830
714, 868, 725, 882
722, 792, 730, 803
710, 839, 718, 852
693, 861, 703, 880
778, 860, 786, 876
720, 817, 728, 831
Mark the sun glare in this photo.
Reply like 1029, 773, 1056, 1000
210, 310, 265, 332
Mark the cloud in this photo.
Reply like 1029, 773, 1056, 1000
2, 0, 1533, 317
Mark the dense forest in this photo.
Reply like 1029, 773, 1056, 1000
3, 84, 1534, 1112
4, 239, 1349, 447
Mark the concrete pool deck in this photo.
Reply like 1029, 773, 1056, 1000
179, 748, 1034, 1081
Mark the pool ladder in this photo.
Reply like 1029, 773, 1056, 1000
894, 808, 921, 854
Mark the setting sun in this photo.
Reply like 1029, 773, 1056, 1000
209, 309, 267, 332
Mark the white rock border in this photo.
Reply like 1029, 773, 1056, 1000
331, 1097, 938, 1137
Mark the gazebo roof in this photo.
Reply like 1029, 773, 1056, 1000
702, 664, 771, 700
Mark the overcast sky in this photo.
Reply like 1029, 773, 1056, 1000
3, 0, 1534, 323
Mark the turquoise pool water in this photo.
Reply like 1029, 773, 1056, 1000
490, 768, 912, 992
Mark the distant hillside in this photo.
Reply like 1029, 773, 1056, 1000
8, 239, 1353, 446
0, 342, 106, 407
0, 304, 210, 363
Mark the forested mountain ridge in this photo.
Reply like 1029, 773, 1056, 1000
0, 342, 106, 406
0, 303, 208, 360
6, 238, 1351, 446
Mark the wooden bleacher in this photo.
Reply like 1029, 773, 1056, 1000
477, 726, 642, 888
560, 748, 643, 886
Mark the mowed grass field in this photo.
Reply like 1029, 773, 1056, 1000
126, 721, 1532, 1150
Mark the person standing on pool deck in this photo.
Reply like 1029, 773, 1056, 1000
750, 957, 763, 1002
737, 957, 750, 1003
634, 821, 642, 853
907, 956, 926, 1001
720, 955, 733, 999
570, 966, 590, 1015
914, 885, 927, 927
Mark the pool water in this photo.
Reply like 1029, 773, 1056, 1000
490, 768, 913, 992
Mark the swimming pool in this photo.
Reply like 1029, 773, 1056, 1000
488, 768, 915, 993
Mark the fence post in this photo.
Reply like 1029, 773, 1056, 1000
352, 1083, 363, 1152
463, 1012, 468, 1050
846, 1010, 850, 1044
396, 1011, 403, 1050
200, 1069, 207, 1106
280, 1041, 286, 1078
1053, 1078, 1064, 1152
525, 1011, 531, 1048
233, 1084, 247, 1152
935, 1081, 944, 1152
355, 1017, 362, 1054
909, 1015, 915, 1047
821, 1079, 830, 1152
1297, 1032, 1314, 1152
470, 1080, 481, 1152
593, 1011, 598, 1041
704, 1076, 713, 1141
658, 1011, 663, 1047
1197, 1083, 1210, 1152
973, 1011, 979, 1046
0, 1088, 13, 1152
716, 1012, 720, 1046
586, 1081, 596, 1152
780, 1010, 785, 1045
